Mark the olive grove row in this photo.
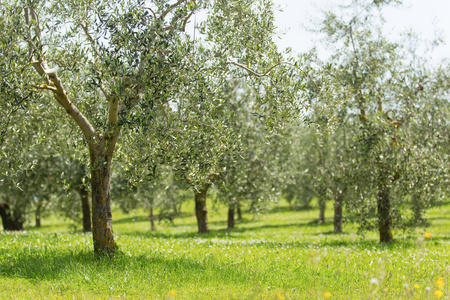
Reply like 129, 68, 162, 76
1, 0, 449, 256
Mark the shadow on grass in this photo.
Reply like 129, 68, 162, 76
120, 217, 329, 239
0, 246, 254, 287
135, 230, 427, 250
267, 205, 314, 214
0, 229, 442, 285
113, 215, 149, 224
114, 213, 196, 225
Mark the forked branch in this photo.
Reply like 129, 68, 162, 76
24, 6, 97, 143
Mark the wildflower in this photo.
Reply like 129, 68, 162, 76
168, 290, 177, 298
424, 232, 432, 239
370, 278, 379, 285
276, 292, 284, 300
426, 286, 431, 292
434, 290, 443, 298
413, 284, 420, 289
436, 278, 444, 289
323, 292, 332, 298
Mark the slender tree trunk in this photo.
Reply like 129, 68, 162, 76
80, 186, 91, 232
195, 185, 210, 234
35, 201, 42, 228
150, 205, 155, 231
412, 193, 425, 226
90, 147, 115, 256
318, 194, 326, 224
333, 189, 346, 233
0, 203, 24, 231
227, 204, 235, 230
377, 182, 393, 243
173, 204, 178, 215
237, 202, 242, 221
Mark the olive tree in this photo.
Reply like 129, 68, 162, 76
1, 0, 301, 255
318, 0, 450, 242
215, 89, 294, 229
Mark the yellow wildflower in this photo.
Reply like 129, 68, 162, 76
424, 232, 432, 239
323, 292, 332, 298
276, 292, 284, 300
168, 290, 177, 298
413, 284, 420, 289
437, 278, 444, 289
434, 290, 443, 298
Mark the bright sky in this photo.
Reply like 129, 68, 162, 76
273, 0, 450, 60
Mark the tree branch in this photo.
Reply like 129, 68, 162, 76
80, 22, 111, 102
35, 83, 57, 92
143, 7, 157, 19
80, 22, 99, 61
227, 61, 320, 90
159, 0, 188, 20
181, 10, 194, 32
163, 4, 195, 32
42, 67, 97, 142
25, 6, 97, 143
109, 98, 120, 125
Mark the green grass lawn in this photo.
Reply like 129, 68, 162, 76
0, 199, 449, 299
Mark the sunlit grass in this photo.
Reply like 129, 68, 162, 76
0, 198, 449, 299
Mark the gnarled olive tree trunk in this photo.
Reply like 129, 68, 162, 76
227, 204, 235, 230
333, 188, 346, 233
89, 134, 119, 256
377, 182, 393, 243
35, 201, 42, 228
237, 202, 242, 221
150, 205, 155, 231
79, 186, 91, 232
412, 193, 426, 227
195, 185, 210, 234
318, 194, 326, 224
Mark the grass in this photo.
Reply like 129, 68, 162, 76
0, 199, 449, 299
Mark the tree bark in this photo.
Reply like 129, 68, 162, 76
150, 205, 155, 231
318, 194, 326, 224
35, 201, 42, 228
80, 186, 92, 232
333, 189, 345, 233
227, 204, 235, 230
90, 138, 117, 256
377, 182, 393, 243
195, 185, 210, 234
412, 193, 425, 226
0, 203, 24, 231
237, 202, 242, 221
173, 203, 178, 215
